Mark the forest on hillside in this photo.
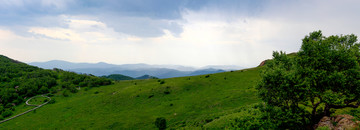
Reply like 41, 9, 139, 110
0, 55, 112, 119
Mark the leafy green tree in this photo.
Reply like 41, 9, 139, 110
257, 30, 360, 127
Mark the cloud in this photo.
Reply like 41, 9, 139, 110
27, 17, 130, 43
1, 0, 360, 68
0, 0, 188, 37
0, 0, 266, 38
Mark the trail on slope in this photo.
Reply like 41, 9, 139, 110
0, 95, 51, 124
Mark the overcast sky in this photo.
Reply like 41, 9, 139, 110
1, 0, 360, 68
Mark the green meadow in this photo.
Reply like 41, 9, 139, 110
0, 68, 262, 129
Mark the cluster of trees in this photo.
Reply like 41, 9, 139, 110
101, 74, 135, 81
254, 31, 360, 128
0, 55, 112, 119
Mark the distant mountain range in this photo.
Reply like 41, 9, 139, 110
28, 60, 244, 79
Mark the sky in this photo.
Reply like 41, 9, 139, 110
1, 0, 360, 68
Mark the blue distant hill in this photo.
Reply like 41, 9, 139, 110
29, 60, 243, 79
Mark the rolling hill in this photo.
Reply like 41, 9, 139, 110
101, 74, 135, 81
29, 60, 241, 78
0, 55, 112, 124
0, 56, 261, 129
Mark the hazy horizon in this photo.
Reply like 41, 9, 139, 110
27, 59, 245, 69
1, 0, 360, 68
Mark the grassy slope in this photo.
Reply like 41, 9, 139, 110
0, 67, 261, 129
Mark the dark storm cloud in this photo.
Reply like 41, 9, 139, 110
0, 0, 264, 37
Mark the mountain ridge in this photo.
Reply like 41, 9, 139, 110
29, 60, 243, 78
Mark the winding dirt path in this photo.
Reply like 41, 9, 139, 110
0, 95, 51, 124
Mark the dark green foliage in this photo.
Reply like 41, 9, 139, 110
101, 74, 134, 81
136, 75, 158, 79
215, 103, 307, 129
66, 84, 78, 93
257, 30, 360, 128
148, 94, 154, 98
1, 109, 13, 118
163, 90, 170, 94
48, 99, 55, 104
155, 117, 166, 130
159, 80, 165, 84
0, 54, 112, 117
62, 90, 70, 97
205, 75, 210, 78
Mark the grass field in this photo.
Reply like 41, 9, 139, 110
0, 67, 262, 129
27, 96, 49, 106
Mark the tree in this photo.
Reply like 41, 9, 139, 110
257, 30, 360, 127
155, 117, 166, 130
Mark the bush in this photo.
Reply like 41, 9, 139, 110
67, 85, 78, 93
205, 103, 307, 129
159, 81, 165, 84
79, 81, 88, 87
155, 117, 166, 130
48, 99, 55, 104
39, 86, 49, 94
46, 93, 54, 97
62, 90, 69, 97
164, 91, 170, 95
1, 109, 12, 118
50, 89, 57, 94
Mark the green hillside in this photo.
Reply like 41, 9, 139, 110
0, 55, 112, 121
0, 66, 262, 129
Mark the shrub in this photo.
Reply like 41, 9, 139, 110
164, 91, 170, 95
48, 99, 55, 104
155, 117, 166, 130
67, 85, 78, 93
159, 81, 165, 84
62, 90, 69, 97
1, 109, 12, 118
148, 95, 154, 98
